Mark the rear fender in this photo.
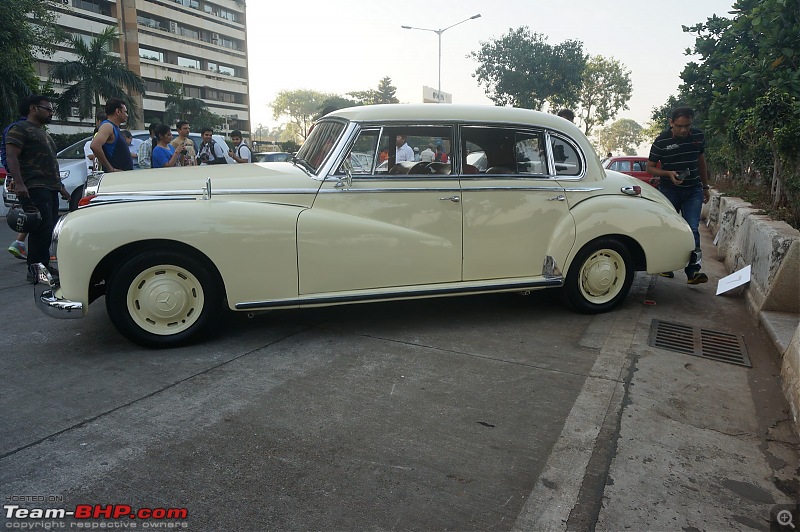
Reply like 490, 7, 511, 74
564, 195, 694, 274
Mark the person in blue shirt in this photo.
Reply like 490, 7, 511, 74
151, 124, 183, 168
90, 99, 133, 172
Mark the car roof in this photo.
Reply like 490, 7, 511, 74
326, 104, 577, 131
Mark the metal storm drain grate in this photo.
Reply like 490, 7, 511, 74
648, 319, 752, 367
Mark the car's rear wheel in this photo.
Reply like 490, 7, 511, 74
106, 250, 222, 347
563, 238, 634, 313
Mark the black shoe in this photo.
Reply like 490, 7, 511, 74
659, 271, 674, 278
687, 272, 708, 285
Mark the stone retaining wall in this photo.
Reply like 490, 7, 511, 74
705, 193, 800, 435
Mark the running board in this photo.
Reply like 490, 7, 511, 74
235, 277, 564, 311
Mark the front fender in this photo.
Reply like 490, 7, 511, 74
564, 195, 694, 274
56, 200, 304, 310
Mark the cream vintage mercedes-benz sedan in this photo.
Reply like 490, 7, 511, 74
33, 104, 695, 348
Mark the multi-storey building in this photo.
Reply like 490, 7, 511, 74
39, 0, 250, 136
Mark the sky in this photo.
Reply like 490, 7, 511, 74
245, 0, 736, 133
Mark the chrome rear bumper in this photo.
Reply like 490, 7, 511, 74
32, 263, 84, 319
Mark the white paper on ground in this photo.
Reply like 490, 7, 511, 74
716, 264, 751, 295
713, 227, 721, 246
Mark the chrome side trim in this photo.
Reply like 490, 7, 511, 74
96, 188, 321, 197
318, 187, 461, 194
460, 186, 565, 192
235, 278, 564, 310
88, 195, 197, 206
32, 264, 84, 319
458, 176, 557, 181
563, 187, 603, 192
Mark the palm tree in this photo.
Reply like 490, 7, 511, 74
49, 26, 145, 126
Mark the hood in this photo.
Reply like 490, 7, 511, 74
95, 162, 322, 208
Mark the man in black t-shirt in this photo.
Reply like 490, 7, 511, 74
5, 95, 69, 281
647, 106, 710, 284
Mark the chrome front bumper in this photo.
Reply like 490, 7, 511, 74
32, 263, 84, 319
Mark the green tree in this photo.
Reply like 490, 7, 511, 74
0, 0, 63, 125
642, 95, 684, 142
573, 55, 632, 136
271, 89, 333, 140
50, 27, 146, 126
469, 27, 586, 110
597, 119, 644, 156
161, 77, 224, 130
316, 95, 359, 120
680, 0, 800, 216
348, 76, 400, 105
376, 76, 399, 103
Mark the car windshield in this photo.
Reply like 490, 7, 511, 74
57, 137, 92, 160
295, 121, 345, 173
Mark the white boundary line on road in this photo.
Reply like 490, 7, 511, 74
512, 279, 647, 531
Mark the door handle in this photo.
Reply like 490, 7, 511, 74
439, 195, 460, 202
548, 194, 567, 201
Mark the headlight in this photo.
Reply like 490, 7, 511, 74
60, 170, 70, 180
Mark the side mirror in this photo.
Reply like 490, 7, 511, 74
335, 158, 353, 188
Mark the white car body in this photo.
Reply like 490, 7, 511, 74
34, 104, 695, 348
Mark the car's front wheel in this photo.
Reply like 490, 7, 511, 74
563, 238, 634, 313
106, 250, 223, 347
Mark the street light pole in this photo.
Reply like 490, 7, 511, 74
401, 14, 481, 102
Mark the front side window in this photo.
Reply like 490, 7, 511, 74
295, 121, 346, 174
374, 126, 453, 176
339, 129, 380, 174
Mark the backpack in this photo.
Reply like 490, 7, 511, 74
1, 118, 26, 174
200, 139, 227, 165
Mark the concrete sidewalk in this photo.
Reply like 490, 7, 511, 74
595, 223, 800, 530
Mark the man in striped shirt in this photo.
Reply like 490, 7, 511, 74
646, 106, 710, 285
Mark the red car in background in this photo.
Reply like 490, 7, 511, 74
603, 156, 651, 183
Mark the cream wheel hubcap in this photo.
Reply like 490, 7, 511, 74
127, 265, 204, 335
578, 248, 626, 304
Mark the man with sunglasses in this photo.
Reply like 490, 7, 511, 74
4, 95, 68, 282
646, 106, 711, 285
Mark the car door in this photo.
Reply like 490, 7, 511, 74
297, 125, 463, 295
460, 125, 574, 281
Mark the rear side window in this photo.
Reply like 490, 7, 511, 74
550, 135, 582, 176
461, 126, 548, 176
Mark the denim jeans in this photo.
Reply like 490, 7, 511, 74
22, 187, 59, 269
659, 184, 703, 276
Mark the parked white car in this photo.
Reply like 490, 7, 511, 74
34, 104, 695, 348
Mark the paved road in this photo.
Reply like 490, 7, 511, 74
1, 217, 797, 530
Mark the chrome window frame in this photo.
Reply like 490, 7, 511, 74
545, 131, 586, 180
